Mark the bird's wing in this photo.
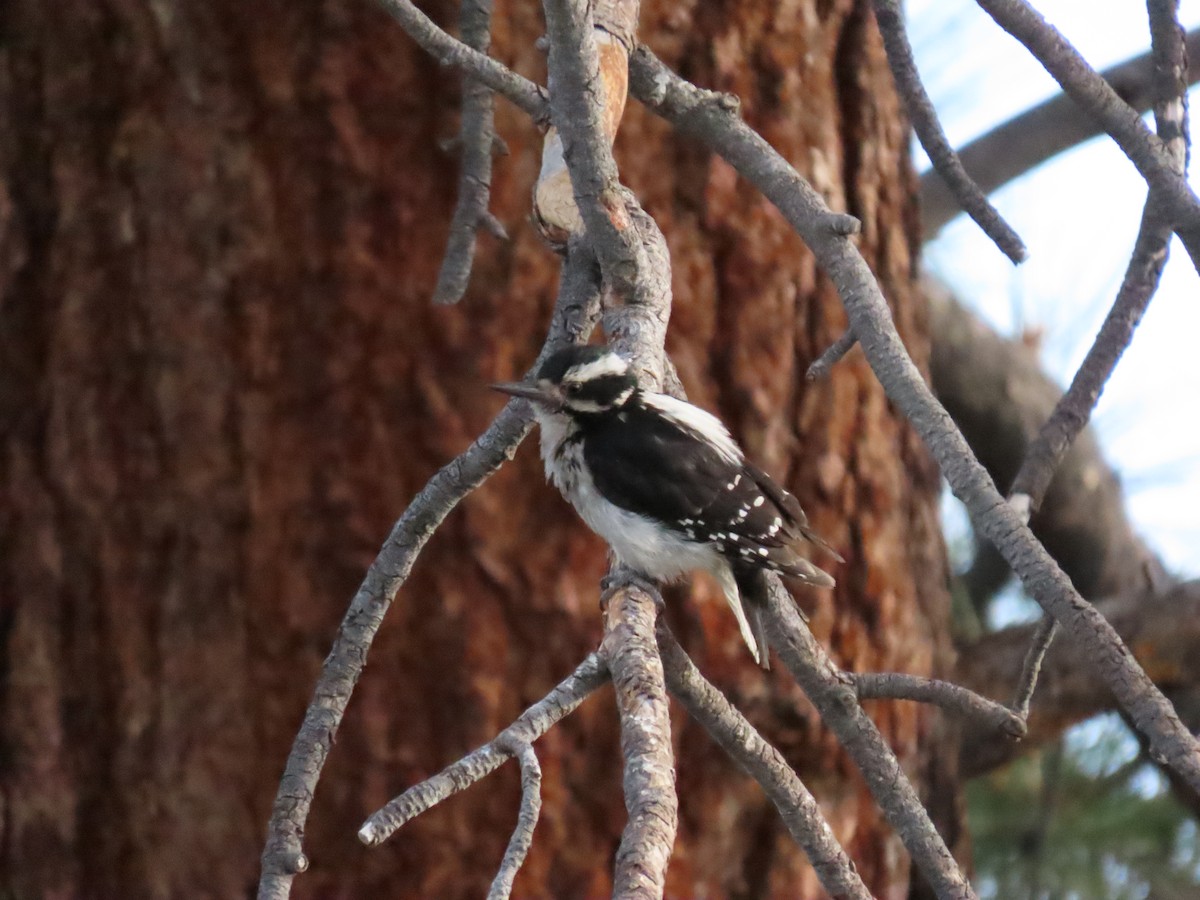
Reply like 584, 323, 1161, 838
582, 401, 835, 584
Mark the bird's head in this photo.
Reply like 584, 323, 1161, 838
492, 346, 638, 416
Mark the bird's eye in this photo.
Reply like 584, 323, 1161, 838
564, 382, 582, 395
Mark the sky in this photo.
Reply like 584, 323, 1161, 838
909, 0, 1200, 579
905, 6, 1200, 883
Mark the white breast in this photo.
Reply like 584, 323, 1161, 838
535, 408, 761, 663
536, 410, 720, 581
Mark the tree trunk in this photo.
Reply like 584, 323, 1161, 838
0, 1, 953, 897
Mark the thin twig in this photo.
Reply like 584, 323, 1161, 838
1003, 0, 1190, 712
657, 625, 873, 900
359, 653, 607, 846
806, 329, 858, 381
601, 578, 677, 900
872, 0, 1026, 263
972, 0, 1200, 273
1010, 618, 1058, 720
926, 282, 1161, 603
1010, 0, 1189, 507
853, 672, 1026, 737
375, 0, 548, 120
1009, 207, 1175, 507
486, 737, 544, 900
542, 0, 660, 312
920, 26, 1200, 236
958, 581, 1200, 777
257, 253, 602, 900
763, 583, 977, 900
434, 0, 502, 305
630, 42, 1200, 802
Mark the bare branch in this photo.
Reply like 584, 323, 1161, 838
926, 282, 1162, 604
601, 577, 677, 900
433, 0, 502, 305
656, 625, 873, 900
1011, 618, 1058, 720
972, 0, 1200, 272
630, 43, 1200, 805
872, 0, 1027, 262
1008, 5, 1188, 511
486, 737, 544, 900
375, 0, 548, 120
1002, 0, 1189, 711
959, 581, 1200, 776
764, 584, 977, 900
358, 653, 608, 846
920, 27, 1200, 236
806, 329, 858, 381
542, 0, 665, 322
257, 253, 602, 899
853, 672, 1025, 737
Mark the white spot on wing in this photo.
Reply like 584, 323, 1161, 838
753, 496, 765, 507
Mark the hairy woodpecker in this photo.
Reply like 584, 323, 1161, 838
493, 345, 840, 668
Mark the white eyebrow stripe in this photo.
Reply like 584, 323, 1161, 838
565, 354, 629, 382
640, 393, 743, 464
564, 397, 608, 413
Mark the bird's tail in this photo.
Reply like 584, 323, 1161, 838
713, 564, 770, 668
733, 565, 773, 670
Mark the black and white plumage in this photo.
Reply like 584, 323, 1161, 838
493, 345, 841, 668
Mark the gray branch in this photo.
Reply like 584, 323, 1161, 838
257, 252, 602, 900
872, 0, 1026, 262
926, 282, 1161, 605
958, 581, 1200, 776
540, 5, 682, 897
542, 0, 671, 380
433, 0, 503, 305
1011, 617, 1058, 721
630, 40, 1200, 815
972, 0, 1200, 273
375, 0, 548, 120
806, 329, 859, 381
601, 578, 678, 900
1003, 0, 1189, 716
920, 27, 1200, 236
631, 48, 978, 900
358, 653, 607, 846
764, 583, 976, 900
486, 738, 544, 900
853, 672, 1025, 737
657, 625, 873, 900
1009, 2, 1188, 514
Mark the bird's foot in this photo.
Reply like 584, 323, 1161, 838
600, 568, 665, 611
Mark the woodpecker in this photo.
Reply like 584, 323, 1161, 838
493, 345, 840, 668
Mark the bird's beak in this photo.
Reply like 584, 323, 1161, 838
490, 381, 561, 408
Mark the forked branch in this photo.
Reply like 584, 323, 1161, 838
256, 251, 602, 900
873, 0, 1027, 262
629, 45, 1200, 796
657, 626, 873, 900
358, 653, 607, 846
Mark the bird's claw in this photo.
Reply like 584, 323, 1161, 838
600, 569, 664, 611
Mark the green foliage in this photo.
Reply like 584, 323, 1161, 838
969, 715, 1200, 899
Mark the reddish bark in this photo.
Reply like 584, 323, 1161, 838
0, 1, 952, 897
